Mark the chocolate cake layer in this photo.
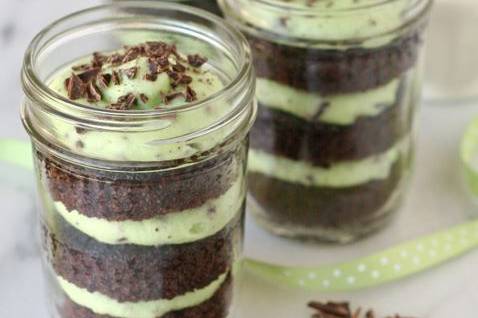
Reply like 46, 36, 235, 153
251, 94, 410, 167
247, 30, 422, 95
60, 274, 233, 318
39, 147, 243, 221
43, 210, 243, 302
248, 157, 407, 229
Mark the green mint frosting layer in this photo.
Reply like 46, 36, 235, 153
248, 138, 409, 188
45, 43, 235, 162
54, 178, 244, 246
57, 272, 228, 318
256, 78, 400, 125
227, 0, 416, 48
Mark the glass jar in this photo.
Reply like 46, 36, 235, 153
167, 0, 222, 15
21, 2, 255, 318
221, 0, 432, 242
114, 0, 222, 16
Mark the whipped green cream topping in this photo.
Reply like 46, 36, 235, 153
57, 272, 228, 318
249, 138, 409, 188
46, 42, 233, 162
54, 178, 244, 246
227, 0, 419, 48
256, 78, 400, 125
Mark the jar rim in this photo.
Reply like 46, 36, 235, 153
22, 1, 254, 125
219, 0, 433, 46
232, 0, 431, 13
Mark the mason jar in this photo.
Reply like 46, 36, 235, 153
221, 0, 432, 242
21, 2, 255, 318
114, 0, 222, 16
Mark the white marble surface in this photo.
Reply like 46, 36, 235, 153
1, 0, 478, 317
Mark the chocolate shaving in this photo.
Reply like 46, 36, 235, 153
75, 127, 87, 135
77, 67, 101, 83
72, 64, 90, 72
144, 73, 157, 81
144, 41, 169, 58
163, 92, 184, 105
124, 67, 138, 79
96, 73, 112, 89
187, 54, 208, 67
108, 53, 123, 66
122, 47, 140, 64
308, 301, 351, 317
185, 85, 197, 102
139, 93, 149, 104
92, 52, 107, 68
86, 82, 102, 102
66, 73, 85, 100
172, 63, 186, 73
111, 71, 121, 85
108, 93, 137, 110
308, 300, 417, 318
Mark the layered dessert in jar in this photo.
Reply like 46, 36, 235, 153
21, 3, 255, 317
221, 0, 432, 242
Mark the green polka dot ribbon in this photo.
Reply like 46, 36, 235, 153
245, 220, 478, 291
2, 137, 478, 292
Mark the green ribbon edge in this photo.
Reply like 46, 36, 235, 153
2, 137, 478, 292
